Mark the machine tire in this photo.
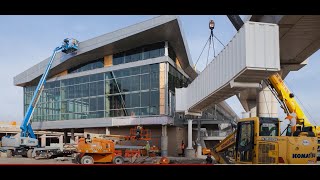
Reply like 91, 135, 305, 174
6, 150, 12, 158
27, 149, 33, 158
113, 156, 124, 164
81, 155, 94, 164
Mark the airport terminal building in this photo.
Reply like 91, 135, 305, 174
14, 15, 236, 156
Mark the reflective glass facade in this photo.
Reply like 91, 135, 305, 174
113, 42, 165, 65
68, 59, 104, 74
23, 41, 191, 123
24, 64, 160, 122
168, 65, 190, 92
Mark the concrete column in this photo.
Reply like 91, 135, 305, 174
196, 120, 202, 157
59, 135, 63, 145
257, 84, 278, 117
247, 100, 257, 117
164, 41, 169, 56
75, 136, 79, 144
64, 130, 68, 144
161, 125, 168, 157
41, 134, 46, 147
70, 129, 75, 144
187, 120, 193, 149
106, 127, 110, 135
185, 119, 195, 157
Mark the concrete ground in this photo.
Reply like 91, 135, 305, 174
0, 156, 73, 164
0, 156, 318, 164
0, 156, 206, 164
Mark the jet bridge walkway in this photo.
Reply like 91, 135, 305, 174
176, 21, 281, 113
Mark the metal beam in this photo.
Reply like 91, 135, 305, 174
227, 15, 244, 31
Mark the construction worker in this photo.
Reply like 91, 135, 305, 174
181, 141, 185, 156
136, 126, 142, 139
85, 134, 91, 143
145, 141, 150, 156
206, 153, 213, 164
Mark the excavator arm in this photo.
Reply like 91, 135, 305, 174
212, 130, 236, 164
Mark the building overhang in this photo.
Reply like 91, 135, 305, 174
14, 15, 197, 87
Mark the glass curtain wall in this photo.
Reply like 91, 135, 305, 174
113, 42, 165, 65
24, 64, 160, 122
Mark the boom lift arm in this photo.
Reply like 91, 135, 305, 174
20, 38, 79, 139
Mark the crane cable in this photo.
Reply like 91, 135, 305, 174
194, 36, 211, 68
206, 36, 212, 66
261, 80, 272, 118
194, 19, 226, 70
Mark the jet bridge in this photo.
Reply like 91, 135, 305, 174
176, 21, 280, 114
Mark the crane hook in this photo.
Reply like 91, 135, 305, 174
209, 20, 215, 30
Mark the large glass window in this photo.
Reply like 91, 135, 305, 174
113, 42, 165, 65
168, 65, 190, 92
23, 64, 161, 122
68, 59, 104, 74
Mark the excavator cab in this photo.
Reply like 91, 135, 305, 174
233, 117, 317, 164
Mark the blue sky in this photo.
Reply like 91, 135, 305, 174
0, 15, 319, 127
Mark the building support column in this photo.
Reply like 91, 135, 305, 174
248, 100, 257, 117
40, 134, 46, 147
106, 127, 110, 135
185, 119, 195, 157
70, 129, 75, 144
64, 130, 68, 144
161, 125, 168, 157
196, 120, 202, 157
75, 136, 79, 144
164, 41, 169, 56
257, 84, 278, 118
59, 135, 63, 145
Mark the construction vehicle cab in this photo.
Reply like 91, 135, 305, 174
212, 117, 317, 164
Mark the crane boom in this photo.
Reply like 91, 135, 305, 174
20, 38, 79, 138
265, 73, 315, 128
